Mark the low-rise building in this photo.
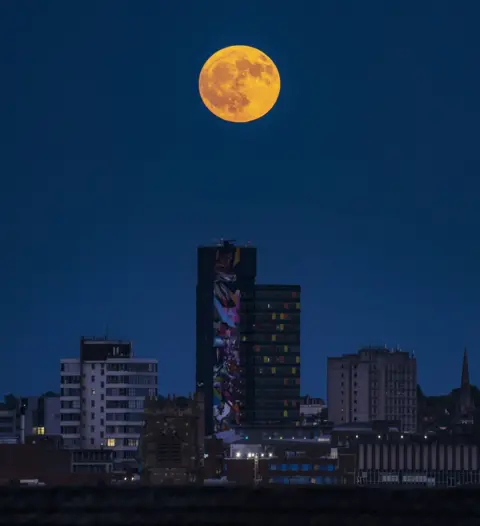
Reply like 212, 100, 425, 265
139, 392, 205, 485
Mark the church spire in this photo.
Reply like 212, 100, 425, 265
461, 348, 470, 388
458, 347, 474, 416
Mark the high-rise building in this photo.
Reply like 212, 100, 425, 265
60, 337, 157, 470
248, 285, 301, 426
196, 240, 301, 435
327, 347, 417, 433
196, 240, 257, 436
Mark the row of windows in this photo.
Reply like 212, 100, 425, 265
269, 476, 338, 485
254, 377, 300, 387
255, 355, 300, 365
61, 376, 81, 384
61, 388, 81, 397
253, 345, 300, 353
255, 400, 299, 409
253, 312, 300, 322
270, 463, 336, 472
256, 366, 299, 375
250, 323, 299, 332
106, 412, 144, 422
107, 363, 156, 372
105, 438, 139, 447
106, 388, 156, 397
106, 400, 144, 409
255, 302, 300, 310
254, 290, 299, 300
61, 362, 157, 373
106, 375, 156, 385
106, 425, 142, 434
242, 334, 299, 343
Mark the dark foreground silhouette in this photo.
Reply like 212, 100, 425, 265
0, 486, 479, 525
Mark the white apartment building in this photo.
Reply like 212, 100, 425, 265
60, 337, 157, 470
327, 346, 417, 433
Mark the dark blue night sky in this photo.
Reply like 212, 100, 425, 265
1, 1, 479, 399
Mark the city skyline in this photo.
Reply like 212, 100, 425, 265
2, 1, 479, 400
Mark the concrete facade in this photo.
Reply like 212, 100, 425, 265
327, 347, 417, 433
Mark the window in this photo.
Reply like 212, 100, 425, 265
272, 313, 276, 320
101, 382, 104, 388
91, 413, 95, 420
296, 303, 300, 309
90, 438, 94, 445
284, 345, 288, 353
271, 335, 276, 342
107, 438, 115, 447
100, 431, 104, 438
296, 356, 300, 364
91, 400, 95, 408
263, 356, 270, 363
280, 313, 284, 320
91, 389, 96, 395
271, 367, 276, 374
292, 367, 297, 374
283, 410, 288, 417
33, 427, 45, 435
91, 376, 95, 382
90, 426, 95, 432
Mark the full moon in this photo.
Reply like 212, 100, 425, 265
199, 45, 281, 123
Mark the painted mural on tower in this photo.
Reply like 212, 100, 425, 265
212, 246, 241, 432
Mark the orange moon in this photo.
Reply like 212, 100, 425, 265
199, 45, 281, 123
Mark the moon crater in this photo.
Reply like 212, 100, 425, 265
199, 45, 281, 123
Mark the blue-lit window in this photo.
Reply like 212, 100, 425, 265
324, 476, 332, 484
301, 464, 312, 471
270, 464, 277, 471
290, 464, 299, 471
290, 477, 310, 485
315, 476, 323, 484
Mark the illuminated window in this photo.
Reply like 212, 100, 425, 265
283, 410, 288, 417
292, 367, 297, 374
241, 335, 247, 342
284, 400, 288, 406
296, 356, 300, 364
272, 313, 277, 320
296, 303, 300, 309
279, 324, 284, 331
279, 356, 285, 363
263, 356, 270, 363
284, 303, 289, 309
271, 335, 276, 342
280, 313, 285, 320
271, 367, 276, 374
292, 291, 297, 298
107, 438, 116, 447
284, 345, 289, 353
33, 427, 45, 435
